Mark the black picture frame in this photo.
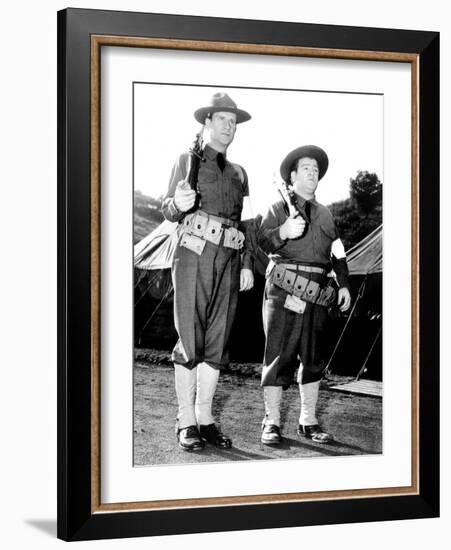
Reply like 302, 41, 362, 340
57, 8, 439, 541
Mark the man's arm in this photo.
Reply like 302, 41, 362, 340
161, 154, 193, 222
258, 200, 307, 254
234, 166, 255, 290
330, 237, 351, 312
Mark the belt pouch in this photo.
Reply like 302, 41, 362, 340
271, 264, 286, 286
205, 218, 223, 245
316, 284, 336, 306
303, 279, 320, 302
180, 233, 206, 255
191, 211, 209, 237
292, 274, 309, 297
224, 227, 244, 250
281, 270, 296, 293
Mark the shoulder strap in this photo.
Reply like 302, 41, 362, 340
231, 163, 245, 183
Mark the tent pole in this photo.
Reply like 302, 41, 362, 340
323, 277, 367, 379
355, 325, 382, 381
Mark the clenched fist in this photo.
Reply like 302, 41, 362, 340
279, 212, 306, 240
174, 181, 197, 212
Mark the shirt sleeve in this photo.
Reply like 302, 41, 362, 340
332, 257, 350, 289
241, 167, 249, 196
161, 154, 188, 222
257, 201, 287, 254
236, 166, 256, 271
328, 215, 349, 289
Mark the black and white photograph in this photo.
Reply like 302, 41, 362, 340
95, 25, 417, 524
1, 0, 446, 546
133, 83, 383, 466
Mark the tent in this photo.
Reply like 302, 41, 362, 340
134, 222, 383, 377
325, 225, 382, 379
347, 224, 382, 275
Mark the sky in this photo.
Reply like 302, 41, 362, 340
134, 83, 383, 215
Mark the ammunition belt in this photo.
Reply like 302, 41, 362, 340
268, 262, 336, 307
181, 210, 244, 251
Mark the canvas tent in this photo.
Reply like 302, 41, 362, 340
326, 225, 382, 379
134, 221, 383, 377
346, 224, 382, 276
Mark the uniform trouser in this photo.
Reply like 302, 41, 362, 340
261, 276, 330, 387
261, 275, 328, 428
171, 239, 240, 428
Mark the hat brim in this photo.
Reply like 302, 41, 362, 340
280, 145, 329, 183
194, 106, 251, 125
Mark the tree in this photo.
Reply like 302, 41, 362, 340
350, 171, 382, 216
329, 170, 382, 250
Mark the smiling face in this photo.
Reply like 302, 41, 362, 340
290, 157, 319, 199
205, 111, 237, 151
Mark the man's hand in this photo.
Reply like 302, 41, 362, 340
174, 181, 196, 212
338, 287, 351, 312
279, 212, 306, 240
240, 268, 254, 291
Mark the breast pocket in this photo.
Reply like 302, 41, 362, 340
197, 167, 218, 208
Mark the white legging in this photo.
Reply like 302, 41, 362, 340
174, 362, 219, 428
262, 363, 320, 428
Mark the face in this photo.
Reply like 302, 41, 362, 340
205, 111, 237, 149
290, 157, 319, 198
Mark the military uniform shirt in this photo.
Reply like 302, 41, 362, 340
162, 144, 254, 269
258, 195, 339, 266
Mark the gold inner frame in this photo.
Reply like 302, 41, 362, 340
90, 35, 420, 514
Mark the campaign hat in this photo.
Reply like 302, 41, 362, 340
280, 145, 329, 183
194, 92, 251, 124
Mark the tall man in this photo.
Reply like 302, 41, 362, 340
162, 93, 255, 451
258, 145, 351, 445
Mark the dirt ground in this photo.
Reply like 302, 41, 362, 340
133, 352, 382, 466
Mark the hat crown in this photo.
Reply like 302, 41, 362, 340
208, 92, 237, 111
194, 92, 251, 124
280, 145, 329, 183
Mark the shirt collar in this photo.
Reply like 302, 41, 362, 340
295, 193, 317, 206
204, 143, 227, 162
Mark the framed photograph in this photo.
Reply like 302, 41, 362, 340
57, 8, 439, 541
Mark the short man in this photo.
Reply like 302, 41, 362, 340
258, 145, 351, 445
162, 92, 256, 451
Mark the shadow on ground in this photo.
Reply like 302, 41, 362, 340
134, 361, 382, 466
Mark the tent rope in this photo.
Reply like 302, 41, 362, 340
134, 270, 147, 290
322, 276, 367, 379
134, 270, 165, 307
137, 285, 174, 345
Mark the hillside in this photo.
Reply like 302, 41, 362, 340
134, 190, 164, 244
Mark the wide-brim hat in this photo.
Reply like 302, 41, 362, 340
194, 92, 251, 124
280, 145, 329, 183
